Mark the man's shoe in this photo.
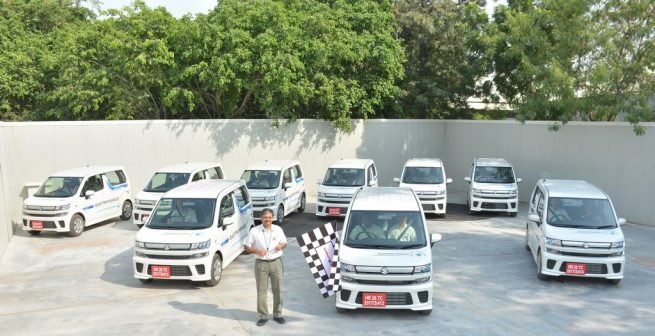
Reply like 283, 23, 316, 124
273, 317, 286, 324
256, 319, 268, 327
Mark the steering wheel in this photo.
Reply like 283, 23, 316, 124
356, 231, 374, 240
552, 214, 568, 222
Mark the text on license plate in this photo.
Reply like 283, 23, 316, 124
31, 221, 44, 230
151, 265, 171, 278
362, 293, 386, 307
328, 207, 341, 215
565, 263, 587, 275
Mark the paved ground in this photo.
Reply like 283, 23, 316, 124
1, 203, 654, 336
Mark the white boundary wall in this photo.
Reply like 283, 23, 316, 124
1, 119, 653, 258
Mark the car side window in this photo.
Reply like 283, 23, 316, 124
283, 168, 292, 185
81, 174, 103, 195
220, 193, 235, 219
192, 171, 205, 182
207, 167, 223, 179
293, 165, 303, 179
370, 164, 377, 178
536, 191, 545, 218
234, 186, 250, 208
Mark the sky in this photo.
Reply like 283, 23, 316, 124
95, 0, 507, 18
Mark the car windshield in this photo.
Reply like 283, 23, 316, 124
474, 166, 515, 183
546, 197, 617, 228
344, 211, 426, 249
322, 168, 365, 187
147, 198, 216, 230
34, 177, 82, 198
402, 167, 444, 184
144, 173, 190, 192
241, 170, 280, 189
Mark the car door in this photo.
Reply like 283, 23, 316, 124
281, 167, 297, 212
527, 187, 545, 259
234, 186, 253, 244
80, 174, 108, 223
218, 191, 240, 261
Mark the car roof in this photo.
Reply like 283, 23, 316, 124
351, 187, 420, 211
156, 162, 222, 174
541, 180, 608, 199
405, 158, 444, 167
245, 160, 300, 171
162, 179, 243, 199
475, 158, 513, 167
51, 166, 125, 178
329, 159, 374, 169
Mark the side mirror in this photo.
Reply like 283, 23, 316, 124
85, 190, 95, 198
393, 177, 400, 183
464, 177, 471, 183
221, 216, 235, 230
430, 233, 442, 247
284, 182, 293, 189
317, 178, 323, 184
369, 180, 376, 186
618, 218, 626, 226
517, 178, 523, 183
446, 178, 453, 184
528, 214, 540, 223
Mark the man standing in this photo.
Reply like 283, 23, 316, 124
244, 208, 288, 327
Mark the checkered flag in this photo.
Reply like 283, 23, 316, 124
297, 221, 341, 298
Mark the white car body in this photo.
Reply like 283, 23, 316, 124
316, 159, 378, 217
394, 158, 452, 216
133, 180, 254, 286
336, 187, 442, 315
240, 160, 305, 224
464, 158, 521, 216
133, 162, 224, 227
525, 179, 626, 284
22, 166, 132, 236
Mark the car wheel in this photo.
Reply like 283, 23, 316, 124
139, 278, 152, 284
608, 279, 621, 285
336, 307, 347, 314
509, 212, 517, 217
536, 251, 548, 280
277, 205, 285, 225
68, 214, 85, 237
28, 230, 41, 236
297, 193, 306, 213
524, 226, 530, 251
120, 200, 133, 220
205, 254, 223, 287
419, 309, 432, 316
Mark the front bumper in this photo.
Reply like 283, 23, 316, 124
469, 195, 518, 213
133, 208, 152, 225
315, 199, 350, 217
336, 279, 433, 311
133, 251, 213, 282
540, 250, 625, 279
21, 214, 72, 233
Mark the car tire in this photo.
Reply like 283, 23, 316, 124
205, 254, 223, 287
120, 200, 133, 220
68, 214, 85, 237
297, 193, 306, 213
419, 309, 432, 316
27, 230, 41, 236
509, 212, 517, 217
276, 205, 285, 225
336, 307, 347, 314
139, 278, 152, 284
536, 251, 548, 280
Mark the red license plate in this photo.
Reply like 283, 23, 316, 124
362, 293, 386, 307
151, 265, 171, 278
31, 221, 44, 230
328, 207, 341, 216
565, 263, 587, 275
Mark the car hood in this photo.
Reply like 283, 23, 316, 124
339, 244, 432, 266
398, 183, 445, 192
24, 196, 73, 207
136, 227, 212, 244
318, 185, 361, 196
544, 225, 624, 243
135, 191, 163, 202
249, 189, 278, 198
471, 182, 517, 191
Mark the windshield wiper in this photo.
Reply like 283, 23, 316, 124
552, 224, 588, 228
593, 225, 616, 229
401, 244, 425, 249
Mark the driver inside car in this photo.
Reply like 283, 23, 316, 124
349, 215, 385, 240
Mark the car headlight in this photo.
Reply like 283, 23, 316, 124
135, 240, 146, 248
265, 196, 276, 201
611, 241, 624, 249
317, 192, 325, 198
509, 190, 518, 195
435, 190, 445, 195
414, 264, 431, 273
191, 239, 211, 250
341, 262, 356, 272
23, 204, 29, 210
545, 237, 562, 246
472, 188, 482, 194
54, 204, 70, 211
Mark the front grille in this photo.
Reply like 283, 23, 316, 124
144, 243, 191, 250
355, 292, 413, 306
319, 199, 351, 204
31, 221, 57, 229
418, 196, 444, 201
340, 290, 352, 302
23, 212, 63, 217
481, 202, 508, 209
144, 254, 194, 260
355, 279, 416, 285
253, 211, 261, 218
559, 263, 607, 275
559, 251, 616, 258
417, 291, 429, 303
147, 265, 192, 276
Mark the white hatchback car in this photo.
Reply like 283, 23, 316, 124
316, 159, 378, 217
525, 179, 626, 284
240, 160, 305, 224
464, 158, 521, 216
22, 166, 132, 236
133, 162, 224, 227
394, 158, 452, 217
